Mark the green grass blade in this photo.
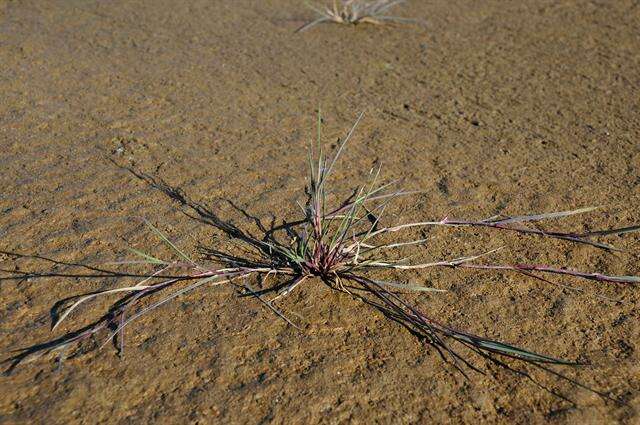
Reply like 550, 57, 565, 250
471, 339, 576, 365
321, 111, 365, 186
126, 247, 168, 265
142, 219, 197, 266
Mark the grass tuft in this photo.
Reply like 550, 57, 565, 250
296, 0, 417, 33
3, 113, 639, 402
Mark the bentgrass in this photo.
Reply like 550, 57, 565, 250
296, 0, 416, 33
3, 112, 639, 401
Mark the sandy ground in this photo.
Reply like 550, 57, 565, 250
1, 0, 640, 423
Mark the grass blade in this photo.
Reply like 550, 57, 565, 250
141, 218, 198, 267
489, 206, 600, 225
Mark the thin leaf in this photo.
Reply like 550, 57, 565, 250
580, 224, 640, 237
142, 219, 197, 267
321, 111, 365, 187
488, 206, 600, 225
53, 285, 155, 331
467, 338, 575, 365
101, 273, 239, 349
126, 247, 168, 265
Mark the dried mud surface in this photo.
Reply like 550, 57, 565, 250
1, 1, 640, 424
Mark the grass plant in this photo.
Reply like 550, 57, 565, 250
4, 112, 639, 401
296, 0, 415, 32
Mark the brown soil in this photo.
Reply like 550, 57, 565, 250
1, 0, 639, 423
